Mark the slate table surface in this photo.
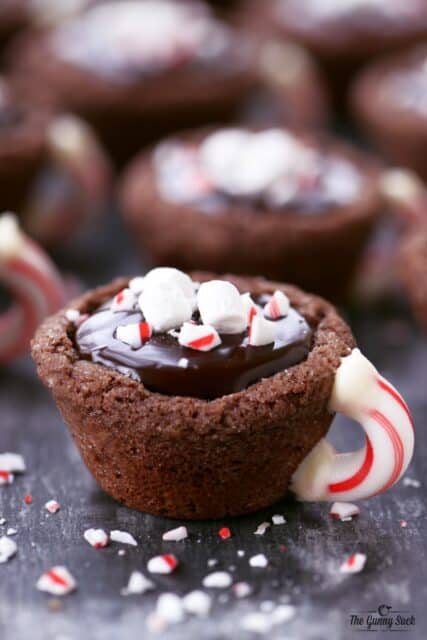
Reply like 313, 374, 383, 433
0, 212, 426, 640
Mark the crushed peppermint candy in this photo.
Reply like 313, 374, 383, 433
128, 276, 145, 294
6, 528, 17, 536
0, 453, 26, 473
45, 500, 61, 514
339, 553, 367, 574
237, 549, 245, 557
249, 554, 269, 568
0, 518, 6, 526
83, 528, 109, 549
403, 477, 421, 488
207, 558, 218, 567
110, 530, 138, 546
0, 471, 13, 485
0, 536, 17, 563
36, 566, 76, 596
112, 288, 136, 312
241, 604, 296, 634
400, 519, 408, 528
202, 571, 232, 589
178, 322, 221, 351
218, 527, 232, 540
121, 571, 154, 596
272, 514, 286, 525
147, 593, 185, 631
254, 522, 271, 536
233, 581, 252, 598
24, 495, 33, 505
116, 321, 152, 348
249, 315, 277, 347
147, 554, 179, 574
182, 590, 212, 617
162, 526, 188, 542
329, 502, 360, 521
263, 290, 290, 320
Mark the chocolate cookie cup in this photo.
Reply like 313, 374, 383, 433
9, 0, 256, 166
32, 269, 414, 519
120, 127, 382, 300
351, 45, 427, 180
241, 0, 427, 105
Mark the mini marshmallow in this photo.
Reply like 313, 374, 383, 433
147, 554, 178, 574
143, 267, 196, 302
0, 536, 17, 563
263, 290, 290, 320
0, 453, 26, 473
202, 571, 232, 589
110, 530, 138, 546
330, 502, 360, 521
84, 528, 109, 548
197, 280, 247, 334
116, 321, 152, 348
128, 276, 145, 294
111, 288, 136, 312
182, 590, 212, 617
45, 500, 61, 514
249, 315, 277, 346
139, 283, 193, 332
36, 566, 76, 596
241, 292, 260, 324
121, 571, 154, 596
249, 553, 268, 568
162, 526, 188, 542
178, 323, 221, 352
339, 553, 366, 574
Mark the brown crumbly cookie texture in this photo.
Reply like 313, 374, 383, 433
120, 129, 382, 300
399, 227, 427, 332
32, 274, 355, 519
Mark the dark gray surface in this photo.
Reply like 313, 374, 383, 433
0, 214, 426, 640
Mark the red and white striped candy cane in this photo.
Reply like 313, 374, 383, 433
0, 213, 66, 364
292, 349, 414, 502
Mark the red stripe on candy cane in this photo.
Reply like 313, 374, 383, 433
377, 378, 414, 431
369, 409, 404, 495
189, 333, 214, 350
329, 437, 374, 494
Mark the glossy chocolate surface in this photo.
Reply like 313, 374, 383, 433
76, 294, 312, 400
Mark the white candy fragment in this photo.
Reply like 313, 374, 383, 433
45, 500, 61, 514
128, 276, 145, 294
233, 581, 252, 598
202, 571, 232, 589
162, 526, 188, 542
139, 283, 193, 332
36, 566, 76, 595
121, 571, 154, 596
272, 514, 286, 525
249, 554, 268, 568
110, 530, 138, 546
182, 590, 212, 617
0, 453, 26, 473
154, 593, 185, 625
116, 321, 152, 348
339, 553, 367, 574
83, 528, 109, 548
249, 315, 277, 346
241, 292, 260, 324
6, 528, 17, 536
403, 477, 421, 488
147, 554, 178, 574
0, 472, 13, 485
197, 280, 247, 334
263, 290, 290, 319
330, 502, 360, 521
254, 522, 271, 536
178, 323, 221, 351
111, 288, 136, 312
0, 536, 17, 563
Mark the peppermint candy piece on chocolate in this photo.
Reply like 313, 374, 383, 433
147, 554, 179, 574
330, 502, 360, 521
116, 321, 152, 348
249, 553, 268, 568
139, 283, 193, 332
0, 536, 17, 563
83, 528, 109, 548
263, 291, 290, 320
36, 566, 76, 595
121, 571, 154, 596
178, 323, 221, 352
110, 530, 138, 546
202, 571, 232, 589
0, 453, 26, 473
339, 553, 366, 574
128, 276, 145, 294
241, 293, 260, 325
182, 590, 212, 617
249, 315, 277, 346
45, 500, 61, 514
162, 526, 188, 542
111, 288, 136, 313
200, 128, 298, 196
197, 280, 247, 334
0, 471, 13, 485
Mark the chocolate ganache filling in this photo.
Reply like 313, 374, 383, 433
75, 274, 312, 400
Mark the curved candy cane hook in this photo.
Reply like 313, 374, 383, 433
292, 349, 414, 502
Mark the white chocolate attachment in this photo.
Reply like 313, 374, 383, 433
197, 280, 247, 334
292, 349, 414, 502
0, 213, 65, 364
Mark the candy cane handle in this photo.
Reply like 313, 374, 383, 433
292, 349, 415, 502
